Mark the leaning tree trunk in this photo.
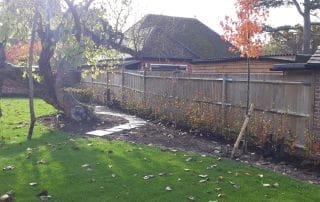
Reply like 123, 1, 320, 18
38, 47, 94, 122
0, 38, 94, 123
38, 39, 58, 106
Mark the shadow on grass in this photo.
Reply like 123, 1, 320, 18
1, 130, 320, 202
0, 130, 191, 201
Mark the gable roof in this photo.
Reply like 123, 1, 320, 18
125, 14, 237, 60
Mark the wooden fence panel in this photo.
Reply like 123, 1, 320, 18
83, 70, 312, 148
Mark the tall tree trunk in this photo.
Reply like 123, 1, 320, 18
303, 10, 312, 54
27, 13, 38, 140
303, 2, 312, 54
0, 42, 6, 68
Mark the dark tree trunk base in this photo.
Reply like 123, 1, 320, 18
0, 63, 95, 122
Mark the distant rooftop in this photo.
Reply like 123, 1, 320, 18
125, 14, 237, 60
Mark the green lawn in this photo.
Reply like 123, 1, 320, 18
0, 98, 319, 202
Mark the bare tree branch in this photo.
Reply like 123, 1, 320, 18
292, 0, 305, 16
64, 0, 82, 42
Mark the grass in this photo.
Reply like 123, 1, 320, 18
0, 98, 319, 202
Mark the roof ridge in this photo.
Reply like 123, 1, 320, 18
144, 14, 198, 21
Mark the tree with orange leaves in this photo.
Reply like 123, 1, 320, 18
221, 0, 268, 152
221, 0, 268, 111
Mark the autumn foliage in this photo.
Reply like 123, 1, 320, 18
221, 0, 268, 58
5, 40, 41, 65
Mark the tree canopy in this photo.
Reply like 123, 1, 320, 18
260, 0, 320, 54
0, 0, 135, 122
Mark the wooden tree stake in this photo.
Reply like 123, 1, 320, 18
231, 103, 254, 159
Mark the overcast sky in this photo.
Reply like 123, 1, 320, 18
129, 0, 305, 34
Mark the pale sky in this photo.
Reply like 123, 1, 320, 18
129, 0, 306, 34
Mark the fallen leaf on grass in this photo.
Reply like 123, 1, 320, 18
29, 182, 37, 186
143, 175, 154, 180
199, 174, 208, 178
2, 165, 15, 171
37, 159, 48, 165
185, 157, 192, 162
263, 183, 271, 187
165, 186, 172, 191
81, 164, 90, 168
218, 193, 225, 198
199, 178, 209, 183
0, 191, 14, 201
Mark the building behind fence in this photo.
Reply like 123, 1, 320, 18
82, 69, 320, 158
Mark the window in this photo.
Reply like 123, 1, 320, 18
150, 63, 187, 71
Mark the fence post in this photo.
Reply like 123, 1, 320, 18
143, 69, 147, 107
121, 67, 125, 103
221, 76, 227, 135
106, 70, 110, 102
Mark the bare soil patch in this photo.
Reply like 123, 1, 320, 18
38, 111, 320, 185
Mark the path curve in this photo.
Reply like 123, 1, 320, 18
86, 106, 146, 136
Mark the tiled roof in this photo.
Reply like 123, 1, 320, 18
125, 14, 237, 60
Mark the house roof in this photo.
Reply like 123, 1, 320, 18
307, 46, 320, 67
125, 14, 237, 60
271, 47, 320, 71
192, 54, 296, 64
